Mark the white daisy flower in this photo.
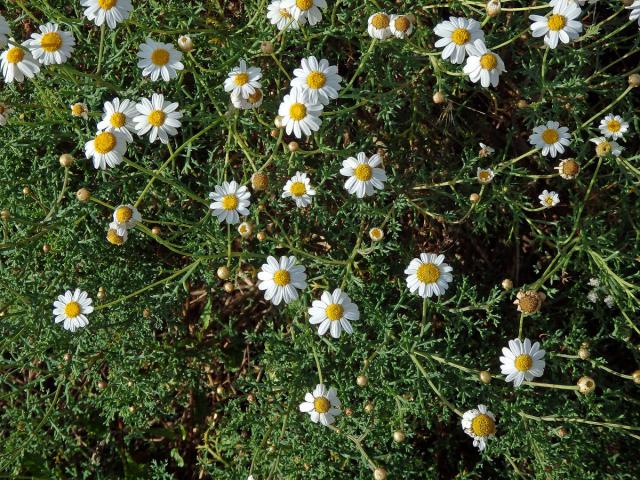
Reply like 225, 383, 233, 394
278, 87, 323, 138
97, 97, 137, 142
434, 17, 485, 65
107, 221, 129, 245
299, 384, 341, 426
81, 0, 133, 29
555, 158, 580, 179
463, 40, 506, 88
308, 288, 360, 338
550, 0, 593, 6
208, 180, 251, 224
476, 167, 495, 184
112, 204, 142, 233
500, 338, 546, 387
85, 130, 127, 170
539, 189, 560, 208
0, 15, 10, 48
282, 171, 316, 207
0, 102, 13, 126
628, 0, 640, 26
369, 227, 384, 242
590, 137, 623, 157
257, 255, 307, 305
404, 253, 453, 298
339, 152, 387, 198
598, 114, 629, 141
267, 0, 300, 30
231, 88, 264, 110
52, 289, 94, 332
389, 14, 414, 39
133, 93, 183, 144
461, 405, 496, 451
137, 38, 184, 82
291, 56, 342, 106
1, 40, 40, 83
26, 23, 75, 65
368, 12, 392, 40
529, 2, 582, 49
238, 221, 253, 238
71, 102, 89, 119
224, 60, 262, 100
528, 121, 571, 158
282, 0, 327, 26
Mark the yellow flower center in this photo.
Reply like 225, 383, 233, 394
354, 164, 373, 181
289, 103, 307, 121
596, 141, 612, 157
221, 194, 239, 210
115, 206, 133, 223
541, 128, 559, 145
40, 31, 62, 52
71, 103, 85, 116
547, 14, 566, 32
234, 72, 249, 86
273, 269, 291, 286
544, 196, 554, 206
98, 0, 118, 9
479, 53, 497, 70
416, 263, 440, 284
64, 301, 81, 318
6, 47, 24, 64
325, 303, 344, 321
110, 112, 126, 128
607, 120, 621, 132
451, 28, 471, 45
479, 171, 490, 181
296, 0, 314, 11
561, 159, 579, 176
151, 48, 170, 66
148, 110, 166, 127
306, 71, 326, 89
290, 181, 306, 197
471, 414, 496, 437
514, 354, 533, 372
394, 16, 411, 33
279, 8, 292, 18
248, 89, 263, 104
518, 292, 540, 313
107, 229, 125, 245
371, 13, 389, 29
370, 228, 383, 239
94, 132, 117, 154
313, 396, 331, 413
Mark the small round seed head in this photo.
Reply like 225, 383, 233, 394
469, 193, 480, 203
373, 467, 388, 480
288, 141, 299, 152
257, 231, 267, 242
517, 99, 528, 109
344, 407, 353, 416
76, 188, 91, 202
98, 380, 108, 389
432, 91, 446, 104
501, 279, 513, 290
151, 226, 161, 236
479, 370, 492, 384
97, 288, 106, 300
143, 308, 151, 318
42, 244, 51, 253
247, 393, 256, 403
364, 402, 374, 414
577, 376, 596, 394
274, 115, 284, 128
393, 430, 406, 443
632, 370, 640, 384
260, 41, 274, 54
251, 172, 269, 191
270, 129, 279, 138
515, 290, 545, 314
578, 346, 590, 360
357, 375, 368, 387
177, 35, 194, 52
223, 282, 234, 293
217, 266, 230, 280
628, 73, 640, 88
0, 209, 9, 221
486, 0, 501, 16
59, 153, 74, 167
216, 385, 225, 396
63, 352, 72, 362
556, 427, 568, 438
22, 186, 31, 195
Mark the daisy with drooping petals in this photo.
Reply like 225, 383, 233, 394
85, 130, 127, 170
461, 405, 496, 451
628, 1, 640, 26
555, 158, 580, 179
528, 121, 571, 158
291, 56, 342, 106
539, 189, 559, 208
299, 384, 341, 426
137, 38, 184, 82
282, 171, 316, 207
434, 17, 485, 65
368, 12, 392, 40
476, 167, 494, 184
278, 88, 323, 138
53, 289, 94, 332
107, 221, 128, 245
224, 60, 262, 99
0, 102, 13, 126
405, 253, 453, 298
1, 40, 40, 83
231, 89, 264, 110
529, 2, 582, 49
112, 204, 142, 233
591, 137, 623, 157
389, 14, 414, 39
0, 15, 10, 48
27, 23, 75, 65
463, 40, 505, 88
97, 98, 137, 142
133, 93, 183, 144
81, 0, 133, 29
500, 338, 546, 387
208, 181, 251, 224
283, 0, 327, 26
598, 114, 629, 140
340, 152, 387, 198
71, 102, 89, 119
257, 255, 307, 305
514, 290, 545, 314
308, 289, 360, 338
267, 0, 300, 30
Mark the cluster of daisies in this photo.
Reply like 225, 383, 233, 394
106, 203, 142, 246
366, 11, 415, 40
267, 0, 327, 30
